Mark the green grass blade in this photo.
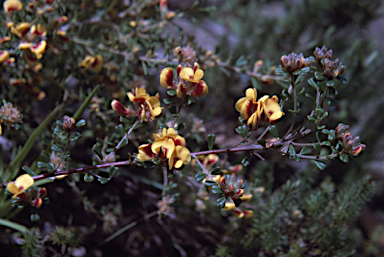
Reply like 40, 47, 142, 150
73, 85, 100, 121
0, 218, 27, 233
5, 105, 61, 179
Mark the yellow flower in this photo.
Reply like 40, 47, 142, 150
235, 88, 263, 129
137, 128, 191, 170
235, 88, 284, 129
11, 22, 31, 38
127, 88, 162, 122
3, 0, 23, 13
30, 24, 47, 38
152, 128, 190, 169
160, 62, 208, 98
259, 95, 284, 123
30, 40, 47, 59
7, 174, 34, 199
0, 50, 10, 64
79, 55, 103, 73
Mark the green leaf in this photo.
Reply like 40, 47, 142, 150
73, 85, 100, 121
168, 106, 177, 115
314, 71, 325, 81
204, 180, 217, 187
288, 109, 300, 114
312, 142, 321, 156
326, 80, 335, 87
269, 125, 279, 138
75, 119, 86, 127
51, 145, 63, 154
217, 197, 226, 208
195, 173, 206, 183
22, 166, 36, 176
84, 173, 94, 182
167, 90, 176, 96
37, 161, 54, 170
339, 154, 349, 163
98, 177, 109, 184
212, 185, 223, 194
307, 78, 318, 90
235, 125, 249, 138
176, 123, 186, 131
116, 124, 125, 137
109, 165, 119, 178
93, 144, 103, 159
288, 145, 296, 156
69, 132, 81, 141
313, 160, 327, 170
337, 75, 348, 83
208, 134, 216, 150
163, 98, 176, 105
299, 146, 312, 155
117, 137, 128, 149
210, 167, 223, 175
32, 179, 54, 187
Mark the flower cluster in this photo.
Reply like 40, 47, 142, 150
218, 174, 244, 205
235, 88, 284, 129
0, 102, 22, 135
323, 58, 345, 80
335, 123, 366, 156
137, 128, 191, 170
313, 46, 333, 62
280, 52, 311, 75
160, 62, 208, 98
111, 88, 162, 122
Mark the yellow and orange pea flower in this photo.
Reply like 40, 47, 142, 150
3, 0, 22, 13
127, 88, 163, 122
137, 128, 191, 170
235, 88, 284, 129
79, 55, 103, 73
160, 62, 208, 98
6, 174, 34, 199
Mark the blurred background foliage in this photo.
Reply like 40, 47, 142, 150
1, 0, 384, 256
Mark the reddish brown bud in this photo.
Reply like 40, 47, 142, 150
63, 115, 76, 131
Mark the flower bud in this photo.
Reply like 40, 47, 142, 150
63, 115, 76, 131
111, 100, 135, 116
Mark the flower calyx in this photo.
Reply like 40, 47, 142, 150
335, 123, 366, 156
219, 174, 244, 206
280, 52, 311, 75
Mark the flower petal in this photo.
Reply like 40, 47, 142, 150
137, 143, 155, 162
179, 67, 194, 81
160, 68, 174, 88
191, 80, 208, 97
6, 182, 19, 195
